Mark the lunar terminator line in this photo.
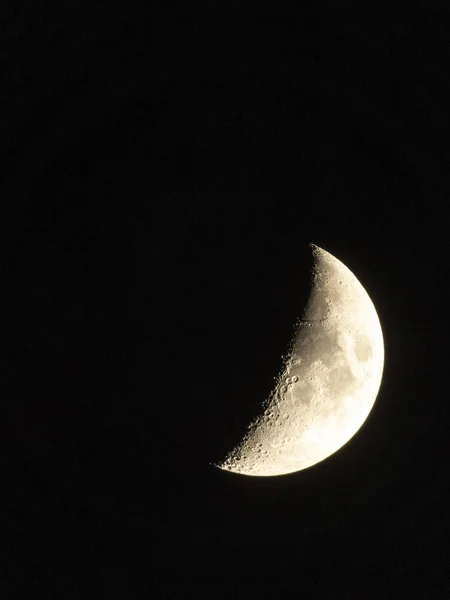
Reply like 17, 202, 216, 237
215, 243, 384, 477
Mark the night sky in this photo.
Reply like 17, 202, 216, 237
3, 4, 450, 599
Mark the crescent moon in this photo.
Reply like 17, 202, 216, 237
215, 244, 384, 477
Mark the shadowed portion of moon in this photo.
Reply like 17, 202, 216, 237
206, 245, 316, 466
214, 243, 384, 477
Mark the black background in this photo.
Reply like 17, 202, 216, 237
3, 4, 450, 599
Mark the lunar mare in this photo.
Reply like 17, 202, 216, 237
216, 244, 384, 477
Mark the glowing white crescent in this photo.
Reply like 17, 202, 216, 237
215, 244, 384, 477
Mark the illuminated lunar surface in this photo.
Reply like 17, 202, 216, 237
215, 244, 384, 477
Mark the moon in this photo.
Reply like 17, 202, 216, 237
215, 243, 384, 477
